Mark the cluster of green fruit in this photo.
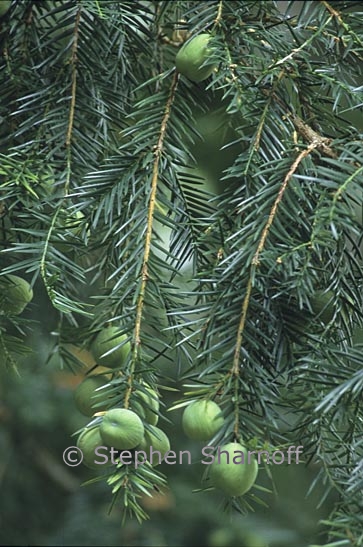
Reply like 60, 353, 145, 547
74, 326, 170, 469
76, 403, 170, 470
75, 384, 169, 469
0, 274, 33, 316
182, 400, 258, 497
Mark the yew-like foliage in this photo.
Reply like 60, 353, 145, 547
1, 1, 362, 543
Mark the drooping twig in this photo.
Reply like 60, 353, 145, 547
124, 72, 180, 408
230, 142, 318, 435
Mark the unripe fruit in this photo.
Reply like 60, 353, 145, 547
100, 408, 144, 450
55, 209, 87, 252
0, 1, 11, 17
38, 166, 55, 196
352, 326, 363, 345
175, 33, 217, 82
311, 290, 335, 323
279, 299, 311, 333
90, 326, 131, 369
138, 425, 170, 465
209, 442, 258, 497
131, 384, 160, 425
182, 400, 224, 441
74, 376, 109, 417
208, 528, 236, 547
63, 210, 85, 235
77, 426, 113, 470
0, 274, 33, 315
243, 533, 268, 547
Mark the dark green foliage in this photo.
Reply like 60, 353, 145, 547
1, 1, 363, 545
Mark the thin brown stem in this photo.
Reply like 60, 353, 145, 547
321, 0, 341, 20
124, 72, 180, 408
66, 9, 81, 148
213, 1, 223, 29
252, 142, 318, 267
230, 143, 318, 435
65, 8, 81, 196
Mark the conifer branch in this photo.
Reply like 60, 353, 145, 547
252, 142, 318, 267
232, 143, 318, 377
321, 0, 340, 19
65, 7, 82, 195
289, 114, 338, 159
259, 89, 338, 159
230, 142, 318, 436
223, 27, 339, 159
124, 71, 180, 408
321, 0, 363, 52
269, 16, 333, 69
2, 0, 363, 530
213, 1, 223, 29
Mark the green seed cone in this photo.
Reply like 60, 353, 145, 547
0, 1, 11, 17
311, 290, 335, 323
74, 376, 110, 417
209, 442, 258, 497
100, 408, 144, 450
77, 427, 113, 470
131, 384, 160, 425
137, 425, 170, 466
182, 400, 224, 441
91, 326, 131, 369
176, 33, 217, 82
0, 274, 33, 315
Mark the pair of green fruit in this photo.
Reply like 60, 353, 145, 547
0, 274, 33, 315
76, 408, 142, 470
75, 376, 170, 469
77, 407, 170, 470
182, 400, 258, 497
